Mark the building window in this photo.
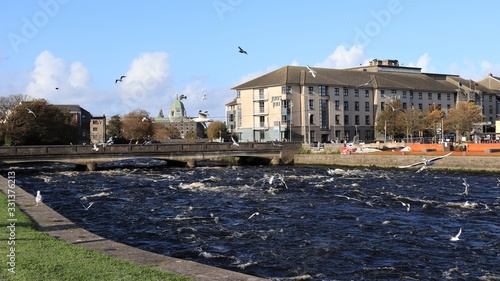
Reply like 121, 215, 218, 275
309, 99, 314, 110
229, 114, 234, 122
309, 114, 314, 125
418, 92, 422, 99
282, 114, 287, 123
282, 86, 291, 94
410, 91, 414, 99
319, 85, 327, 96
365, 115, 370, 125
489, 95, 493, 102
355, 115, 360, 125
437, 93, 441, 100
335, 100, 340, 110
259, 89, 264, 99
308, 87, 314, 94
428, 93, 432, 100
259, 101, 265, 113
365, 102, 370, 111
237, 91, 241, 98
381, 90, 385, 98
92, 127, 98, 132
320, 99, 328, 129
343, 88, 348, 96
259, 116, 265, 128
354, 101, 359, 111
260, 131, 265, 140
402, 91, 407, 98
335, 88, 340, 96
402, 102, 407, 109
335, 115, 340, 125
354, 89, 359, 97
344, 101, 349, 110
344, 115, 349, 125
418, 103, 423, 110
381, 102, 385, 111
447, 93, 451, 100
391, 90, 396, 99
365, 90, 369, 97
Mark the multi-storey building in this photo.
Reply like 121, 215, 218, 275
90, 115, 106, 144
229, 59, 500, 143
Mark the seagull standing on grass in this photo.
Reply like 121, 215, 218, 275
35, 190, 43, 206
450, 228, 462, 241
306, 65, 317, 78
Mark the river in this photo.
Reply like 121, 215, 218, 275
9, 160, 500, 280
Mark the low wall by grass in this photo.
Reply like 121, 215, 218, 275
294, 153, 500, 172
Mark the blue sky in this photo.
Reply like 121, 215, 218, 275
1, 0, 500, 120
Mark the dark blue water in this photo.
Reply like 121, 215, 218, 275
10, 161, 500, 280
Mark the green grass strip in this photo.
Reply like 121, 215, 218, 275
0, 192, 193, 281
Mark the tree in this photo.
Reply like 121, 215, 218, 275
400, 106, 424, 142
0, 94, 33, 122
375, 100, 405, 140
3, 99, 77, 145
107, 114, 123, 139
444, 101, 484, 142
206, 121, 228, 141
184, 130, 198, 142
121, 109, 154, 140
422, 106, 445, 142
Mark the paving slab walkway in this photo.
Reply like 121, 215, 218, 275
1, 176, 267, 281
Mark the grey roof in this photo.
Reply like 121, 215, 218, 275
232, 65, 460, 93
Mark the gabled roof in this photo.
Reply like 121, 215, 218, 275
232, 65, 459, 92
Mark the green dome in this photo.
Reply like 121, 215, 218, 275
169, 96, 186, 121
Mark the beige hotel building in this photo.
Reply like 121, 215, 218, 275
229, 59, 500, 143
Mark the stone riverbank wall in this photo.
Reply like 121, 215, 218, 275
294, 154, 500, 172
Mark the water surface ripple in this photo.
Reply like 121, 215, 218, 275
12, 162, 500, 280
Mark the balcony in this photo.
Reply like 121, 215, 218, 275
253, 122, 269, 130
253, 93, 268, 101
253, 108, 268, 115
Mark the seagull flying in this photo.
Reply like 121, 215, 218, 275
306, 65, 317, 78
179, 94, 187, 100
35, 190, 43, 206
248, 212, 260, 219
26, 108, 36, 117
81, 202, 94, 210
55, 87, 59, 90
450, 228, 462, 241
397, 152, 453, 173
193, 110, 213, 129
202, 94, 207, 101
142, 116, 149, 122
462, 178, 469, 196
400, 201, 411, 212
115, 75, 126, 83
356, 77, 374, 87
387, 103, 403, 112
231, 136, 240, 146
238, 46, 248, 54
92, 143, 99, 151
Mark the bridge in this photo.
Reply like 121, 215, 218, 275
0, 142, 302, 171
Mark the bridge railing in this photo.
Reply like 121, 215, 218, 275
0, 142, 282, 156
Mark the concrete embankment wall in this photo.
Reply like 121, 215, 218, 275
294, 154, 500, 172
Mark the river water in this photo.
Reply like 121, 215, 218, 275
9, 161, 500, 280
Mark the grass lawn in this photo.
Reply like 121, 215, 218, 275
0, 192, 193, 281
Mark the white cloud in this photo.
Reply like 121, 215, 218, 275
116, 52, 170, 112
408, 53, 434, 73
25, 50, 93, 105
317, 45, 365, 68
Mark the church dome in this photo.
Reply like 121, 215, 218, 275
169, 95, 186, 122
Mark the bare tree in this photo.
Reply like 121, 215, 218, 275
0, 94, 34, 122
